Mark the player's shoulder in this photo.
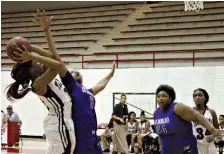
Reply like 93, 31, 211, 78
207, 107, 217, 116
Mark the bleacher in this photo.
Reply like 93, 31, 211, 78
1, 1, 224, 70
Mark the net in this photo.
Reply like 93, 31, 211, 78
113, 92, 156, 119
184, 1, 204, 12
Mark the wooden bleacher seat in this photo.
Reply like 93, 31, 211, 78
1, 26, 113, 34
1, 32, 106, 40
112, 32, 224, 41
103, 40, 224, 48
1, 14, 129, 24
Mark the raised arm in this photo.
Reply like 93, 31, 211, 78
14, 46, 62, 95
174, 103, 224, 139
31, 45, 54, 59
92, 62, 116, 96
33, 10, 68, 77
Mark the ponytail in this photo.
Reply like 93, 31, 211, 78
6, 82, 31, 101
5, 62, 32, 101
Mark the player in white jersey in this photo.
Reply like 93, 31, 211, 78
126, 111, 139, 153
137, 111, 150, 154
217, 115, 224, 154
39, 78, 75, 154
192, 88, 219, 154
5, 19, 76, 153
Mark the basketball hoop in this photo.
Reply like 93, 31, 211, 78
184, 1, 204, 12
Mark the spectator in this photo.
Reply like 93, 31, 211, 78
137, 111, 150, 154
1, 110, 7, 135
101, 118, 114, 152
112, 93, 129, 154
217, 115, 224, 154
6, 105, 21, 123
126, 111, 139, 153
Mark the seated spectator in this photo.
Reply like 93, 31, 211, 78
136, 111, 150, 154
101, 118, 114, 152
6, 105, 21, 123
126, 111, 139, 153
216, 115, 224, 154
1, 110, 7, 135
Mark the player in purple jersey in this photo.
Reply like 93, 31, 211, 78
154, 84, 224, 154
33, 10, 116, 154
61, 66, 115, 154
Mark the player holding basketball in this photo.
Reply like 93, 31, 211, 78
6, 37, 75, 153
192, 88, 219, 154
33, 10, 115, 154
154, 84, 224, 154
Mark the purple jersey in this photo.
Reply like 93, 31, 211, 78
154, 102, 198, 154
61, 71, 102, 154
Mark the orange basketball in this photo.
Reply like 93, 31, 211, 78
6, 37, 31, 62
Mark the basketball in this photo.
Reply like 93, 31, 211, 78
6, 37, 31, 62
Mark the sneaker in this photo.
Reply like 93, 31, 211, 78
103, 149, 110, 152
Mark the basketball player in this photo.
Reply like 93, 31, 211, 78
126, 111, 138, 153
6, 45, 75, 153
192, 88, 219, 154
218, 115, 224, 154
216, 114, 224, 154
32, 10, 115, 154
154, 84, 224, 154
137, 111, 150, 154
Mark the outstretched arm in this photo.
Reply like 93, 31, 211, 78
92, 62, 116, 96
33, 10, 68, 77
174, 103, 224, 139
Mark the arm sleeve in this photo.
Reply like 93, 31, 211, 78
112, 104, 119, 116
61, 71, 77, 94
108, 118, 114, 128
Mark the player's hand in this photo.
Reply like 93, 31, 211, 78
13, 45, 33, 63
109, 61, 116, 77
211, 129, 224, 140
205, 135, 214, 143
105, 127, 110, 131
120, 119, 125, 124
33, 10, 53, 30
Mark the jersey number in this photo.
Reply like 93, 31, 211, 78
54, 79, 67, 93
196, 128, 211, 140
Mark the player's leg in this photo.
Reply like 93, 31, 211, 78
208, 142, 218, 154
197, 143, 207, 154
101, 131, 110, 152
44, 116, 65, 154
137, 134, 143, 153
65, 119, 76, 154
130, 134, 137, 153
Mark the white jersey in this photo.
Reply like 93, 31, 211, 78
38, 79, 75, 154
193, 108, 213, 144
219, 125, 224, 140
193, 108, 217, 154
127, 121, 137, 134
139, 121, 150, 136
39, 79, 72, 117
